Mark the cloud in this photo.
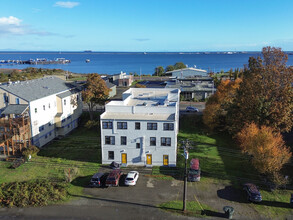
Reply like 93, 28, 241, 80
0, 16, 22, 26
134, 38, 150, 42
0, 16, 55, 36
54, 1, 80, 8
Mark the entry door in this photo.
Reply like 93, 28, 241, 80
121, 153, 127, 164
163, 155, 169, 166
146, 154, 152, 165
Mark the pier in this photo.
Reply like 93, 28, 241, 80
0, 58, 71, 65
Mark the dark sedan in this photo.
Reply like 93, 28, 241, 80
243, 183, 262, 202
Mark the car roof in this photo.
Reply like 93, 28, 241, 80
92, 173, 104, 178
244, 183, 259, 193
127, 171, 138, 178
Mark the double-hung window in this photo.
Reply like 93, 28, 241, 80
150, 137, 156, 146
103, 122, 113, 129
135, 122, 141, 130
117, 122, 127, 129
161, 137, 171, 146
121, 136, 127, 145
163, 123, 174, 131
105, 136, 115, 145
147, 123, 157, 130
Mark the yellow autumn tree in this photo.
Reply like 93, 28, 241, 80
237, 123, 291, 176
82, 74, 110, 120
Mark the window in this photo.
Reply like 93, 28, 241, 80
135, 122, 140, 130
3, 94, 9, 103
15, 98, 20, 105
161, 137, 171, 146
121, 136, 127, 145
49, 120, 53, 126
45, 134, 48, 139
35, 108, 37, 113
67, 125, 70, 128
163, 123, 174, 131
136, 143, 140, 149
49, 132, 52, 136
61, 118, 66, 123
48, 103, 51, 109
117, 122, 127, 129
43, 105, 45, 111
147, 123, 157, 130
150, 137, 156, 146
39, 125, 45, 132
108, 151, 114, 160
103, 122, 113, 129
64, 99, 66, 105
105, 136, 115, 145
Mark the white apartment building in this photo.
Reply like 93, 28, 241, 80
0, 76, 83, 147
100, 88, 180, 167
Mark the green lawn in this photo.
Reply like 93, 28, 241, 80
157, 114, 293, 219
0, 122, 101, 198
159, 200, 216, 218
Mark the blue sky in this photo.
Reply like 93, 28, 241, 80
0, 0, 293, 51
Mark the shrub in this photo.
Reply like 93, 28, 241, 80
22, 145, 40, 159
0, 180, 68, 207
64, 167, 79, 183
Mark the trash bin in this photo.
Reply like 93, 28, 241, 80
290, 194, 293, 208
223, 206, 234, 219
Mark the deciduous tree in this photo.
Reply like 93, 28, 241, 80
82, 74, 110, 120
237, 123, 291, 177
203, 79, 242, 131
227, 47, 293, 134
174, 62, 186, 70
154, 66, 165, 76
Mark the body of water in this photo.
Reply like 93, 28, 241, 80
0, 52, 293, 75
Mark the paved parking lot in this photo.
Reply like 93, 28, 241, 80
0, 168, 277, 220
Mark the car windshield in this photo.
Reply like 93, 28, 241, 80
107, 177, 115, 181
91, 178, 99, 182
126, 178, 134, 180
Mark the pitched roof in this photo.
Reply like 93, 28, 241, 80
1, 104, 29, 115
0, 76, 76, 102
106, 81, 116, 88
165, 67, 207, 74
57, 88, 81, 99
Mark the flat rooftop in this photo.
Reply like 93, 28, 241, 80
101, 112, 175, 121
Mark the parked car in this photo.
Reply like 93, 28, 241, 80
125, 171, 139, 186
89, 172, 105, 187
188, 158, 201, 182
243, 183, 262, 202
110, 161, 120, 169
186, 106, 199, 112
106, 170, 123, 187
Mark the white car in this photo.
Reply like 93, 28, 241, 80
124, 171, 139, 186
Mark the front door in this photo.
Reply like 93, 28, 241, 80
163, 155, 169, 166
121, 153, 127, 164
146, 154, 152, 165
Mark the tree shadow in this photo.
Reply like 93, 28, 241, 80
255, 200, 292, 209
71, 175, 93, 187
217, 185, 248, 203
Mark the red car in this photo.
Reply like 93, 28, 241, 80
105, 170, 123, 187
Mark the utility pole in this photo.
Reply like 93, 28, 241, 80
182, 140, 189, 212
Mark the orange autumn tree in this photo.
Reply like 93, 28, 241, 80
237, 123, 291, 179
203, 78, 242, 131
82, 74, 110, 120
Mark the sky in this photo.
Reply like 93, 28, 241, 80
0, 0, 293, 52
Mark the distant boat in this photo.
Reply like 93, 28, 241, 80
84, 50, 92, 53
85, 59, 90, 63
144, 52, 147, 55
